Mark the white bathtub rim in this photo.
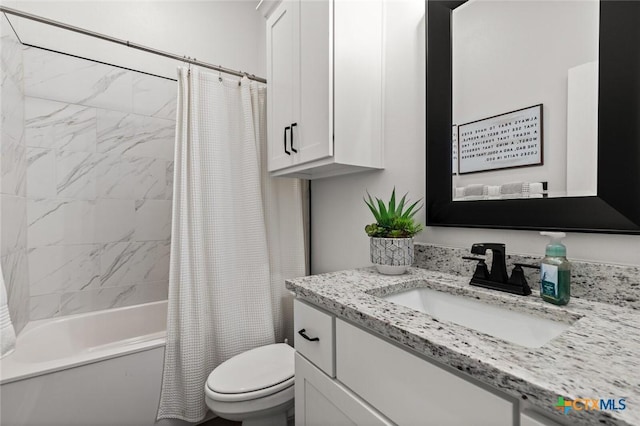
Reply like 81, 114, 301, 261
0, 346, 15, 360
0, 337, 166, 385
0, 301, 167, 385
17, 299, 168, 338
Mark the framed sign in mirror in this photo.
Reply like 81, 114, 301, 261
457, 104, 543, 175
426, 0, 640, 233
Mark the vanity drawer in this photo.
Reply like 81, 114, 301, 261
294, 299, 335, 377
336, 319, 516, 426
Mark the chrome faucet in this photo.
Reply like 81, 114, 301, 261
463, 243, 535, 296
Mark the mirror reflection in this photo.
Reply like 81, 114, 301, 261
452, 0, 599, 201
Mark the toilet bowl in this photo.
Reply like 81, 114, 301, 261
205, 343, 295, 426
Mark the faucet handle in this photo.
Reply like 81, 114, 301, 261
462, 256, 489, 280
514, 263, 540, 270
507, 263, 535, 296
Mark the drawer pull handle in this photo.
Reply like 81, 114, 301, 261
290, 123, 298, 153
284, 126, 291, 155
298, 329, 320, 342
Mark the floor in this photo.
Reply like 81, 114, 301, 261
200, 416, 294, 426
200, 417, 240, 426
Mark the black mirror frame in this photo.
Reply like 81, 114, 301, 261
426, 0, 640, 234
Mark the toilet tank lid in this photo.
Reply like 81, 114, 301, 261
207, 343, 295, 394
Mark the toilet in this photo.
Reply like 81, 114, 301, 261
204, 343, 295, 426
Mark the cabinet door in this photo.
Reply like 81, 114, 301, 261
295, 353, 392, 426
336, 319, 516, 426
296, 0, 333, 165
333, 0, 383, 167
521, 410, 565, 426
266, 1, 298, 171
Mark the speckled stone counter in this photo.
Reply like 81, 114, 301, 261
286, 267, 640, 426
414, 243, 640, 310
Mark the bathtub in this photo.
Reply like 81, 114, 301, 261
0, 301, 168, 426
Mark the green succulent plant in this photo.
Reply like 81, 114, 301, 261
364, 188, 423, 238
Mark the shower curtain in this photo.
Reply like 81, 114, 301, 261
157, 68, 306, 422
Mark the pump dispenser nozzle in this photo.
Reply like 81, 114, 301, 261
540, 232, 566, 257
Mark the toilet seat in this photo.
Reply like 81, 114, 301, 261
206, 376, 294, 402
205, 343, 295, 403
205, 382, 294, 422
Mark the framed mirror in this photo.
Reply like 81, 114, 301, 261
426, 0, 640, 233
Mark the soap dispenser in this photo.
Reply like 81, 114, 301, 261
539, 232, 571, 305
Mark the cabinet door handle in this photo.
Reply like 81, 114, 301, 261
298, 328, 319, 342
284, 126, 291, 155
291, 123, 298, 153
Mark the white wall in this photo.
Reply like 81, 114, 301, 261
311, 0, 640, 274
2, 0, 266, 80
566, 61, 598, 197
311, 0, 426, 273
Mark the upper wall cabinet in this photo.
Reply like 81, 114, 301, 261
265, 0, 384, 179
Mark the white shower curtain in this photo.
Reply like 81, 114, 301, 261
157, 68, 306, 422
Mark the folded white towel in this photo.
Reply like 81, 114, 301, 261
463, 184, 485, 197
0, 264, 16, 358
500, 182, 525, 195
530, 182, 544, 194
487, 185, 501, 196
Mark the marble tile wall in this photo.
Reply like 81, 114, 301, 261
1, 15, 29, 334
22, 46, 177, 320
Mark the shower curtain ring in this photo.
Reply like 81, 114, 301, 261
218, 67, 223, 82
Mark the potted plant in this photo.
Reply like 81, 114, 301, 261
364, 188, 423, 275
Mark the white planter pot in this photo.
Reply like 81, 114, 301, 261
369, 237, 414, 275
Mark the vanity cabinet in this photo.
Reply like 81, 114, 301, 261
521, 410, 565, 426
265, 0, 384, 179
294, 299, 520, 425
336, 319, 515, 426
294, 299, 391, 424
295, 354, 392, 425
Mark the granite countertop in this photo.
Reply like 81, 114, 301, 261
286, 267, 640, 426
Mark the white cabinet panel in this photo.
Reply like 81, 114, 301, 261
294, 299, 335, 377
336, 319, 516, 426
295, 353, 392, 426
265, 0, 384, 179
521, 409, 565, 426
266, 1, 297, 171
297, 0, 332, 165
333, 0, 384, 167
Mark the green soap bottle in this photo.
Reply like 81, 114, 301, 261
539, 232, 571, 305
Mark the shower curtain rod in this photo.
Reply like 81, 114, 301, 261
0, 5, 267, 84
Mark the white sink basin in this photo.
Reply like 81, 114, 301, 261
382, 288, 571, 348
